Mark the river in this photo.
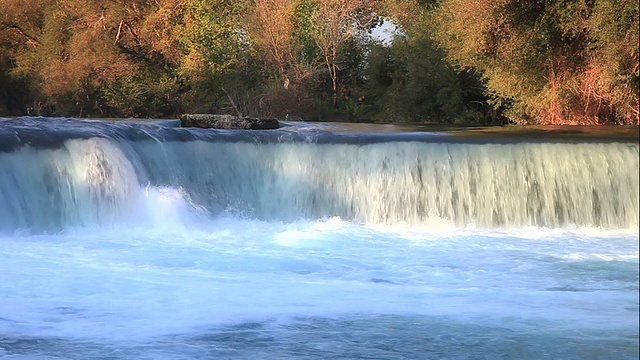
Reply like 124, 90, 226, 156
0, 117, 638, 359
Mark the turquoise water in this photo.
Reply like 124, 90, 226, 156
0, 118, 638, 359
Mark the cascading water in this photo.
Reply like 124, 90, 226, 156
0, 118, 637, 231
0, 138, 140, 231
131, 140, 639, 228
0, 117, 638, 359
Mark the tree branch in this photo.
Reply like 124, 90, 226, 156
2, 23, 42, 47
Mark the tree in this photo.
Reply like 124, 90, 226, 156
310, 0, 381, 108
583, 0, 639, 123
0, 0, 185, 117
244, 0, 310, 117
432, 0, 639, 124
359, 8, 499, 124
247, 0, 297, 84
1, 0, 634, 123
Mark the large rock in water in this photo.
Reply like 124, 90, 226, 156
180, 114, 280, 130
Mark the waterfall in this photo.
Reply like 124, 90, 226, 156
130, 140, 640, 228
0, 138, 140, 231
0, 118, 637, 231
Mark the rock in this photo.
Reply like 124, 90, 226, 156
180, 114, 280, 130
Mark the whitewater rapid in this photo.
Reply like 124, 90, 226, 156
1, 213, 637, 359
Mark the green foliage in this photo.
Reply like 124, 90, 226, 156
292, 0, 321, 66
182, 0, 248, 74
357, 13, 500, 124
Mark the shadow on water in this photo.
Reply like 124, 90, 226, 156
323, 122, 640, 141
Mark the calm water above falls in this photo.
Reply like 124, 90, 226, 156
0, 117, 638, 359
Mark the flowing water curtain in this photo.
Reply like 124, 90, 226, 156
0, 138, 141, 231
0, 120, 638, 231
126, 139, 639, 228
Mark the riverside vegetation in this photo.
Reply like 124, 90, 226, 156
0, 0, 637, 125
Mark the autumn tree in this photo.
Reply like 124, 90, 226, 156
432, 0, 639, 124
248, 0, 297, 84
245, 0, 303, 116
0, 0, 186, 117
310, 0, 382, 108
584, 0, 639, 123
2, 0, 635, 124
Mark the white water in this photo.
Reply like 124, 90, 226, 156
0, 120, 638, 359
1, 137, 638, 230
1, 208, 637, 358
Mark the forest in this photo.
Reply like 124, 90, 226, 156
0, 0, 638, 125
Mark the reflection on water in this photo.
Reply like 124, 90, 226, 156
308, 121, 640, 140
